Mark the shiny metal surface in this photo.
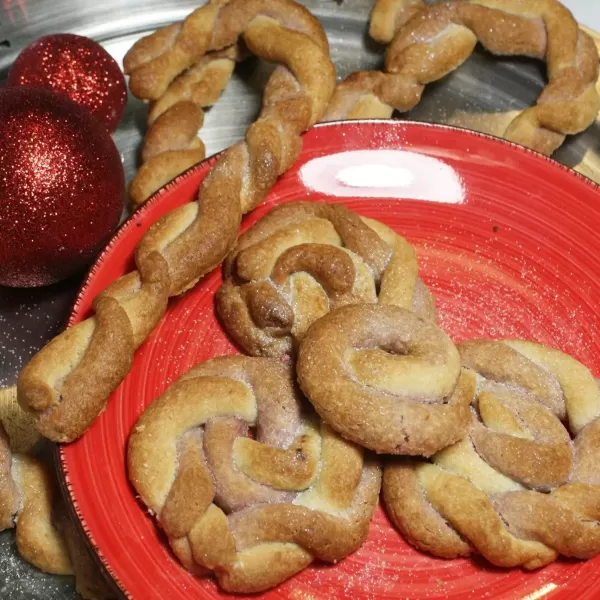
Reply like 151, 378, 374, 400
1, 1, 599, 598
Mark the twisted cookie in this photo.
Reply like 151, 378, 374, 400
324, 0, 600, 155
217, 201, 437, 358
129, 45, 242, 207
297, 304, 474, 456
0, 424, 71, 575
128, 355, 381, 593
18, 0, 336, 443
0, 391, 114, 597
384, 339, 600, 568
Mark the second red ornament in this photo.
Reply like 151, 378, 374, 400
0, 87, 125, 288
7, 33, 127, 132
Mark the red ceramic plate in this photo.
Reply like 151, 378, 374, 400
60, 120, 600, 600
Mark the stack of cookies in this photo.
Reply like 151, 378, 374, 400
130, 200, 600, 593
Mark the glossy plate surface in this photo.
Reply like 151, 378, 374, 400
60, 121, 600, 600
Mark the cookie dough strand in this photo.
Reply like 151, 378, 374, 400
369, 0, 425, 44
0, 424, 18, 530
18, 0, 336, 443
129, 47, 242, 207
323, 0, 600, 155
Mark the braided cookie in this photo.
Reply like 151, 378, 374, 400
129, 45, 242, 207
217, 201, 437, 358
0, 413, 113, 596
128, 355, 381, 593
324, 0, 600, 155
17, 0, 336, 443
383, 339, 600, 568
0, 424, 72, 575
297, 304, 473, 456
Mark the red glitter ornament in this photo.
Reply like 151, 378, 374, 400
0, 87, 125, 288
7, 33, 127, 132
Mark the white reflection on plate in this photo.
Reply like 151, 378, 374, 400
299, 149, 465, 204
520, 583, 559, 600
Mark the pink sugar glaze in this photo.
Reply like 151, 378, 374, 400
299, 149, 465, 204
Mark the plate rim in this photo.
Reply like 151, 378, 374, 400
57, 118, 600, 599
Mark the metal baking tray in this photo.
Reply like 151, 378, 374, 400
1, 1, 599, 597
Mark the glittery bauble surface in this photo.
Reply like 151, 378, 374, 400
0, 87, 125, 288
7, 33, 127, 132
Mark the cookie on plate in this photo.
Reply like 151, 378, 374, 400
128, 355, 381, 594
297, 303, 473, 456
217, 201, 436, 358
383, 339, 600, 568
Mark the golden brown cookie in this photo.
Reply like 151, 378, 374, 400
324, 0, 600, 155
129, 45, 243, 207
383, 339, 600, 569
0, 424, 72, 575
128, 355, 381, 593
0, 419, 114, 596
217, 201, 437, 358
297, 303, 473, 456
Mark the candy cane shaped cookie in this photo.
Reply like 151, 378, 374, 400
18, 0, 336, 443
0, 424, 72, 575
324, 0, 600, 155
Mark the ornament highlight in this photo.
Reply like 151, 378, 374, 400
0, 87, 125, 288
7, 33, 127, 132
